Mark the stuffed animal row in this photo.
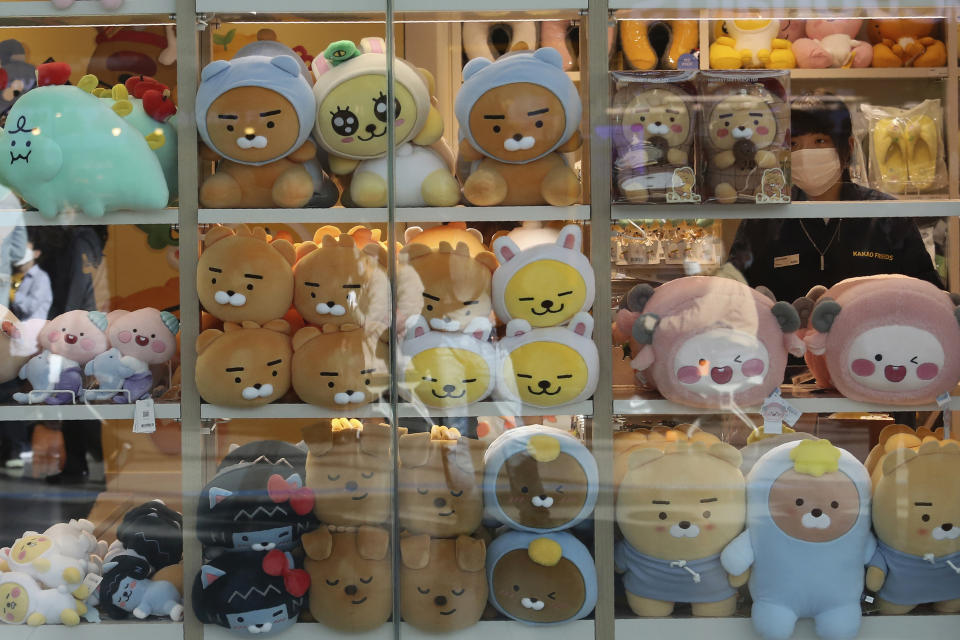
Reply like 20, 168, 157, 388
6, 306, 180, 406
0, 63, 176, 217
778, 18, 945, 68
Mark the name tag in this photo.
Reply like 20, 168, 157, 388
773, 254, 799, 268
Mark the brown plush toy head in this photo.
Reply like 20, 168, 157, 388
398, 426, 485, 537
291, 325, 385, 410
400, 242, 497, 333
302, 526, 392, 632
616, 441, 745, 560
873, 439, 960, 558
399, 534, 487, 632
293, 233, 389, 331
195, 320, 292, 406
303, 419, 405, 526
197, 225, 296, 324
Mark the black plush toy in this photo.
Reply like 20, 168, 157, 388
218, 440, 308, 476
99, 553, 184, 621
193, 550, 309, 636
116, 500, 183, 571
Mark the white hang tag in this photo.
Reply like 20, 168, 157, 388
761, 389, 802, 434
133, 397, 156, 434
936, 391, 951, 409
82, 572, 102, 592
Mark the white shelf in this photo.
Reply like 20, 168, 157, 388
610, 0, 951, 9
616, 615, 959, 640
201, 399, 593, 419
0, 0, 176, 18
1, 622, 181, 639
207, 620, 593, 640
0, 208, 178, 226
196, 0, 386, 13
0, 402, 180, 421
612, 200, 960, 221
613, 386, 960, 416
198, 205, 589, 224
791, 67, 949, 80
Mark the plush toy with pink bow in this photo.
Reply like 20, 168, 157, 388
792, 19, 873, 68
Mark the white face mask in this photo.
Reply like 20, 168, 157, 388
791, 148, 842, 197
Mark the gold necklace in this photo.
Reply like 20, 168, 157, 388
798, 220, 840, 271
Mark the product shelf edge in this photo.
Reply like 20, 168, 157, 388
0, 402, 181, 421
608, 0, 950, 10
611, 200, 960, 221
0, 0, 176, 18
197, 205, 590, 224
0, 208, 179, 226
199, 399, 594, 419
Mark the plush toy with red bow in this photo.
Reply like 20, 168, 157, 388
197, 456, 318, 556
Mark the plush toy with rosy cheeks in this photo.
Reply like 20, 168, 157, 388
96, 308, 179, 403
721, 439, 875, 640
616, 277, 804, 409
803, 275, 960, 405
30, 310, 109, 404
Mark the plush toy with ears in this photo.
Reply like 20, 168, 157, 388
792, 20, 872, 68
867, 19, 946, 67
195, 320, 292, 407
455, 47, 583, 206
710, 20, 796, 69
0, 572, 88, 626
291, 325, 385, 410
802, 275, 960, 405
0, 519, 103, 599
615, 277, 804, 409
400, 534, 487, 632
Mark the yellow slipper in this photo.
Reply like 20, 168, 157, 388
906, 114, 938, 191
873, 117, 907, 194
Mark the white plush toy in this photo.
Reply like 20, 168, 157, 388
0, 572, 87, 626
1, 519, 105, 598
13, 351, 79, 404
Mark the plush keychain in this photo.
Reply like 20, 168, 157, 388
291, 325, 384, 410
193, 550, 309, 636
302, 419, 405, 527
0, 572, 87, 626
0, 67, 168, 217
721, 439, 875, 640
198, 458, 317, 554
399, 315, 497, 411
195, 320, 292, 407
197, 224, 296, 325
400, 534, 488, 632
802, 275, 960, 405
398, 426, 486, 537
400, 241, 498, 333
455, 47, 582, 206
1, 519, 103, 598
867, 438, 960, 614
115, 500, 183, 571
311, 38, 460, 207
496, 312, 599, 409
491, 224, 594, 327
301, 526, 392, 632
15, 311, 109, 405
196, 42, 319, 208
293, 231, 389, 332
483, 425, 598, 533
98, 553, 183, 620
616, 441, 746, 617
615, 277, 804, 409
487, 530, 597, 625
612, 73, 700, 204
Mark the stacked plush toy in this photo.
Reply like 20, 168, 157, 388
193, 440, 313, 636
483, 424, 599, 625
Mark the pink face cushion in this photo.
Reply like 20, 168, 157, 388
615, 276, 804, 409
804, 275, 960, 404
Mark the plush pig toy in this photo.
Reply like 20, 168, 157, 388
615, 277, 804, 409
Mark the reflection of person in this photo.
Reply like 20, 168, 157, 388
10, 235, 52, 321
728, 93, 941, 303
0, 226, 26, 296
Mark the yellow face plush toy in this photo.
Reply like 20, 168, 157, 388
491, 224, 594, 328
195, 320, 292, 407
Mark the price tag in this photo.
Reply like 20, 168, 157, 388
133, 397, 156, 434
82, 572, 102, 592
761, 389, 803, 435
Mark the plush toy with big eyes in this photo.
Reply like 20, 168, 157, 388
301, 526, 392, 632
492, 224, 594, 328
615, 277, 805, 409
195, 320, 292, 407
487, 531, 597, 625
483, 425, 598, 533
400, 534, 487, 632
398, 426, 486, 537
802, 275, 960, 405
616, 441, 746, 617
496, 313, 599, 409
312, 38, 460, 207
455, 47, 583, 206
721, 439, 875, 640
197, 225, 296, 325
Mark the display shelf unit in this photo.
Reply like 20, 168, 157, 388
611, 200, 960, 220
196, 205, 590, 224
0, 208, 179, 226
614, 615, 959, 639
609, 0, 953, 9
0, 0, 176, 18
195, 0, 385, 12
1, 622, 183, 640
0, 402, 181, 420
200, 399, 594, 419
790, 67, 950, 80
207, 620, 594, 640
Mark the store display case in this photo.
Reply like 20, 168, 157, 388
0, 0, 958, 639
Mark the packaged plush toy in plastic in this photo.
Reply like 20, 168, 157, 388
311, 38, 459, 207
615, 277, 804, 409
801, 275, 960, 405
611, 71, 700, 204
721, 439, 874, 640
455, 46, 583, 206
698, 70, 791, 204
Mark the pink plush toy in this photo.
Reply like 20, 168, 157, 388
36, 310, 109, 404
803, 275, 960, 404
615, 277, 804, 409
793, 20, 872, 68
101, 308, 180, 403
777, 20, 806, 43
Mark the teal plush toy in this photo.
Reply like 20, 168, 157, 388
0, 81, 168, 218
